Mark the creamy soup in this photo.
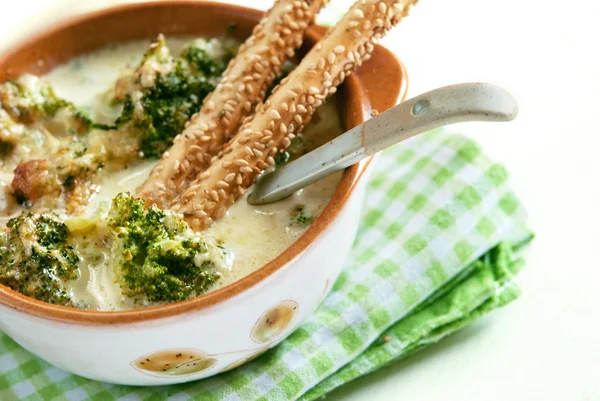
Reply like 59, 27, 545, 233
0, 37, 343, 310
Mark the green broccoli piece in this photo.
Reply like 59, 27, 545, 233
0, 74, 108, 133
115, 36, 237, 158
181, 46, 227, 76
107, 193, 222, 303
0, 212, 81, 305
274, 151, 290, 168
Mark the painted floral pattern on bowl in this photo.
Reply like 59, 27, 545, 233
132, 348, 217, 377
250, 300, 299, 344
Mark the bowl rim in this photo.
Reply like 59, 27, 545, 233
0, 0, 408, 324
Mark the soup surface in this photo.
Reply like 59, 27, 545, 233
0, 37, 343, 310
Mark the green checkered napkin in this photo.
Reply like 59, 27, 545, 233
0, 130, 532, 400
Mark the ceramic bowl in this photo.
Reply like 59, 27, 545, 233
0, 1, 407, 385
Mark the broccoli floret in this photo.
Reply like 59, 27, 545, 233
115, 36, 236, 158
0, 212, 80, 305
107, 193, 222, 303
182, 46, 227, 76
0, 74, 107, 133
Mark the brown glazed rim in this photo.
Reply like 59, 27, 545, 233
0, 1, 408, 324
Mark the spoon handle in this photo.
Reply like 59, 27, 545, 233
247, 82, 518, 205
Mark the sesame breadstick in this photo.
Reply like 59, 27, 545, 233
136, 0, 328, 209
174, 0, 418, 231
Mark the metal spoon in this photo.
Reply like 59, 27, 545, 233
247, 82, 518, 205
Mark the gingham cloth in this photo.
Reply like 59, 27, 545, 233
0, 130, 532, 400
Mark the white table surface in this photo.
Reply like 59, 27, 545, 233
1, 0, 599, 400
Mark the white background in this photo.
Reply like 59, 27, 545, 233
1, 0, 599, 400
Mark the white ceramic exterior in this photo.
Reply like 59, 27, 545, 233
0, 161, 373, 385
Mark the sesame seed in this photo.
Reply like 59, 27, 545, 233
200, 135, 211, 142
353, 9, 365, 19
378, 2, 387, 13
240, 166, 253, 174
223, 161, 233, 168
327, 52, 336, 63
210, 190, 219, 201
225, 173, 235, 182
334, 45, 345, 54
253, 149, 264, 157
199, 172, 210, 180
245, 147, 254, 156
308, 86, 320, 95
216, 180, 229, 189
280, 123, 288, 134
270, 110, 282, 119
267, 156, 275, 166
282, 137, 291, 147
235, 159, 250, 166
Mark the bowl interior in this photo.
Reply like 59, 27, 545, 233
0, 1, 406, 323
